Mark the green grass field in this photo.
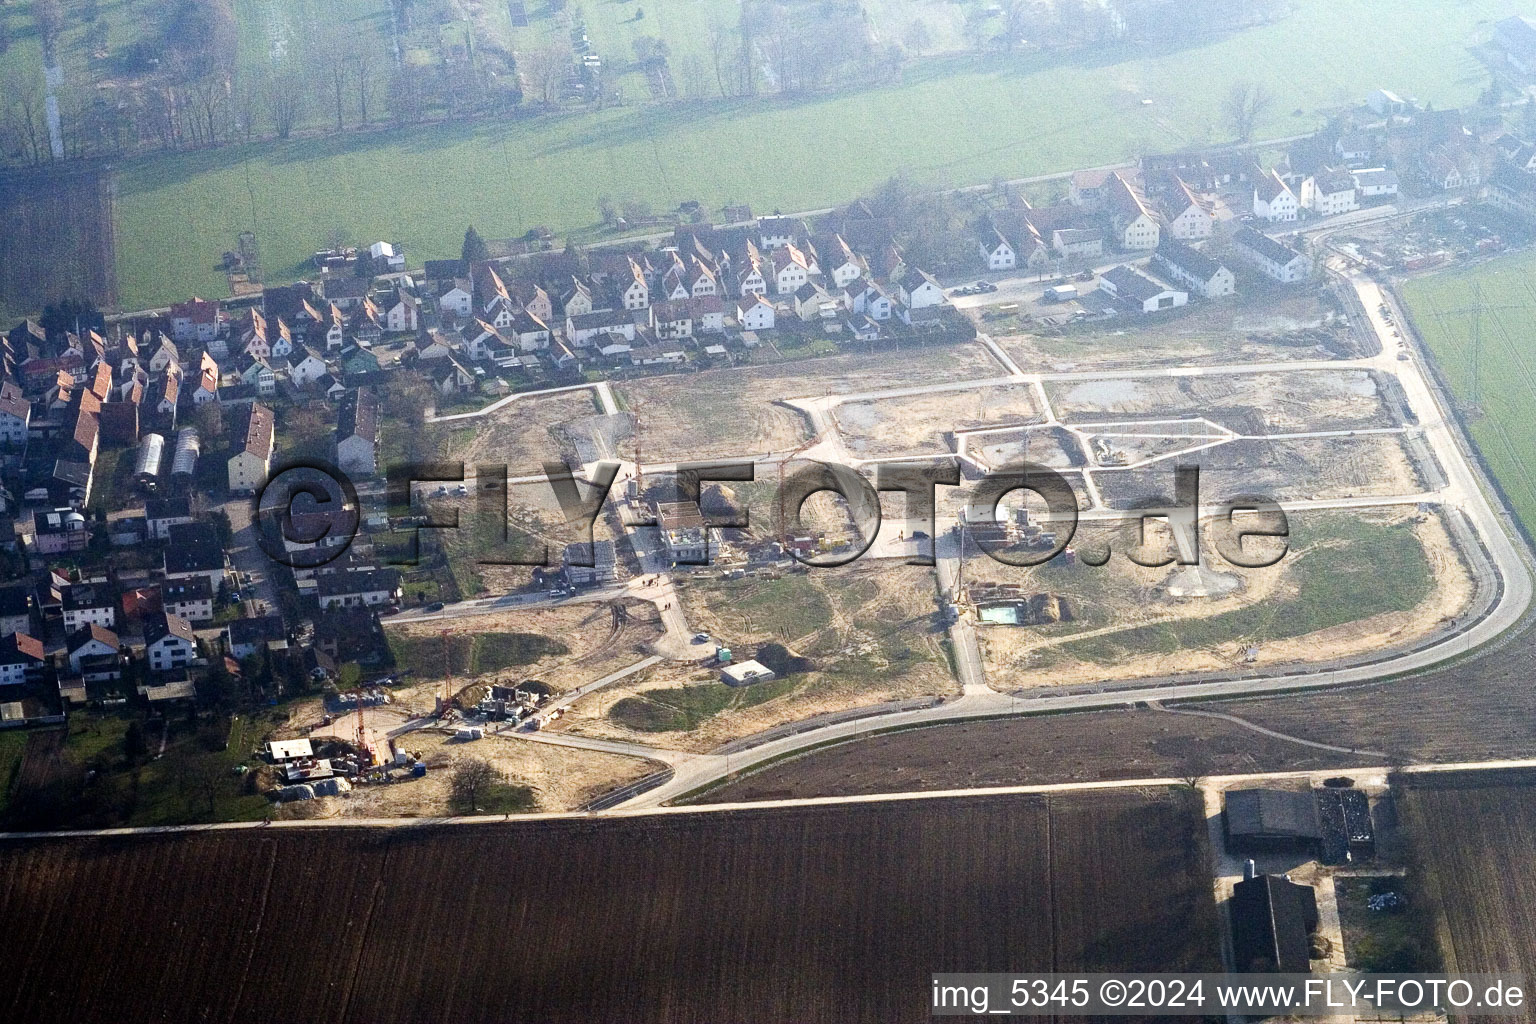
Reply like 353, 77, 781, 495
1401, 252, 1536, 537
2, 0, 1524, 309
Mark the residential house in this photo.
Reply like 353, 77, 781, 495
316, 567, 403, 609
144, 612, 197, 673
1351, 167, 1400, 198
162, 577, 215, 623
1159, 178, 1214, 241
430, 358, 475, 396
164, 521, 227, 590
227, 614, 286, 660
567, 308, 637, 348
1152, 238, 1235, 299
0, 632, 44, 688
0, 584, 34, 637
650, 301, 696, 340
1335, 133, 1373, 165
336, 387, 379, 479
1069, 168, 1116, 208
898, 269, 945, 310
1052, 228, 1104, 259
736, 295, 776, 332
1253, 169, 1300, 222
811, 234, 862, 288
977, 223, 1017, 271
227, 403, 275, 495
771, 244, 812, 295
61, 582, 117, 631
1233, 227, 1312, 283
1107, 172, 1162, 250
324, 275, 372, 312
1300, 168, 1359, 216
505, 310, 552, 352
147, 336, 180, 375
30, 507, 89, 555
67, 623, 122, 684
756, 216, 800, 249
1100, 265, 1188, 313
286, 347, 329, 387
0, 386, 29, 446
168, 298, 223, 344
1421, 145, 1481, 190
383, 289, 421, 333
618, 258, 649, 310
792, 283, 838, 322
146, 495, 194, 540
437, 278, 474, 319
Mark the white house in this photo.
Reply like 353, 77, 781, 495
1108, 172, 1161, 250
567, 308, 637, 348
1160, 179, 1214, 241
1300, 168, 1358, 217
1253, 170, 1299, 222
162, 577, 215, 623
437, 279, 474, 318
1351, 167, 1400, 198
771, 245, 812, 295
286, 347, 329, 387
1233, 227, 1311, 283
0, 388, 29, 445
336, 387, 378, 479
736, 295, 776, 332
144, 613, 197, 673
61, 583, 116, 632
65, 625, 118, 679
1100, 265, 1188, 313
977, 225, 1016, 270
1152, 239, 1234, 299
227, 403, 274, 495
898, 270, 945, 310
0, 632, 44, 688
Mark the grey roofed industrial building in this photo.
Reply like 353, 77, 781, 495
1224, 788, 1322, 845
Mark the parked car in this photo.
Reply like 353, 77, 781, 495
425, 601, 445, 612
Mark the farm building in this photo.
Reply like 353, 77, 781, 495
1224, 788, 1322, 852
1315, 787, 1375, 864
1230, 871, 1318, 973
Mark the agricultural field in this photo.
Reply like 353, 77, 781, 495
1401, 251, 1536, 540
615, 343, 998, 461
0, 788, 1220, 1023
558, 563, 956, 751
1395, 771, 1536, 983
967, 509, 1467, 689
46, 0, 1510, 309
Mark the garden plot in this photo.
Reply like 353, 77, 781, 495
1046, 370, 1397, 435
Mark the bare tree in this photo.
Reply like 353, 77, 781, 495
520, 46, 569, 106
233, 74, 261, 142
707, 20, 733, 97
351, 43, 380, 125
266, 71, 304, 140
2, 69, 44, 162
1222, 80, 1273, 144
314, 33, 350, 131
187, 73, 229, 147
903, 19, 933, 55
450, 757, 499, 812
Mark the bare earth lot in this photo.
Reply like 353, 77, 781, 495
454, 390, 611, 474
1045, 369, 1396, 435
559, 564, 957, 752
988, 288, 1355, 372
0, 790, 1219, 1023
832, 383, 1043, 458
1093, 433, 1422, 507
617, 343, 1003, 461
